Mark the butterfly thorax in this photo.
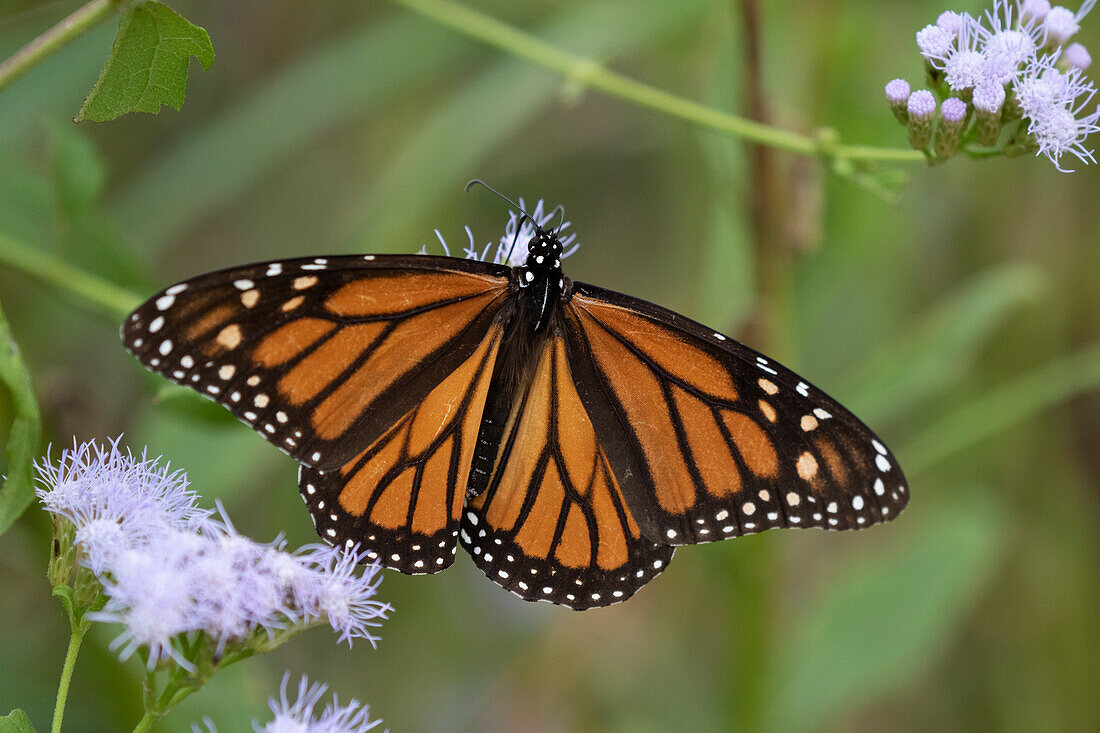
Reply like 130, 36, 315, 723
516, 227, 566, 334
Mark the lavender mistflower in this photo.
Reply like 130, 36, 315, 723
974, 80, 1009, 143
253, 674, 382, 733
89, 537, 203, 670
1064, 41, 1092, 68
980, 1, 1042, 84
1044, 4, 1084, 44
945, 18, 988, 91
297, 544, 391, 647
885, 79, 912, 122
938, 10, 968, 35
893, 0, 1099, 168
38, 438, 391, 671
1023, 0, 1053, 20
918, 24, 957, 65
36, 438, 211, 571
937, 97, 971, 156
907, 90, 938, 149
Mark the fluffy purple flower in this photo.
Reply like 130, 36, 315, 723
1023, 0, 1053, 21
885, 78, 912, 122
38, 438, 391, 669
295, 545, 391, 648
1064, 41, 1092, 69
917, 24, 956, 66
36, 437, 210, 569
945, 18, 988, 90
89, 538, 203, 670
253, 674, 382, 733
938, 10, 966, 35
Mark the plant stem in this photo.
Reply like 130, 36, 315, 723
131, 711, 159, 733
0, 0, 126, 94
385, 0, 927, 165
0, 232, 140, 319
51, 618, 90, 733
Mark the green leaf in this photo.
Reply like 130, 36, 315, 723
0, 298, 42, 537
764, 489, 1009, 732
0, 709, 35, 733
75, 1, 214, 123
840, 262, 1046, 424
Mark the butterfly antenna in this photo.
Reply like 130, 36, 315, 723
467, 179, 538, 265
465, 179, 530, 218
549, 205, 566, 236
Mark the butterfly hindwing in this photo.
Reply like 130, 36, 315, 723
122, 255, 511, 471
298, 327, 503, 573
460, 327, 674, 610
564, 282, 909, 546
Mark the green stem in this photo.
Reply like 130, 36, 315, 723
131, 711, 159, 733
385, 0, 927, 165
0, 232, 140, 319
0, 0, 127, 94
51, 619, 90, 733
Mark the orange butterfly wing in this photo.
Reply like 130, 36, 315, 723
122, 255, 511, 472
299, 327, 502, 573
563, 282, 909, 545
460, 328, 673, 609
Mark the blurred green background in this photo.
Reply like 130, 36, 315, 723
1, 0, 1098, 731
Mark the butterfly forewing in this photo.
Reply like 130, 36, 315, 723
298, 326, 504, 573
564, 282, 908, 546
121, 255, 511, 471
460, 327, 674, 609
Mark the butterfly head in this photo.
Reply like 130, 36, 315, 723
524, 226, 564, 274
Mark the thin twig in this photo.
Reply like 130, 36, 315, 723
0, 0, 127, 94
385, 0, 928, 165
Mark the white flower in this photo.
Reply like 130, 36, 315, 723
253, 674, 382, 733
1017, 54, 1100, 169
945, 17, 988, 90
1064, 41, 1092, 68
1046, 6, 1080, 43
918, 24, 956, 65
1022, 0, 1053, 21
938, 11, 967, 35
974, 79, 1008, 113
885, 78, 912, 104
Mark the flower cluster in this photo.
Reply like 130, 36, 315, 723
194, 674, 382, 733
421, 197, 580, 265
36, 438, 391, 671
888, 0, 1099, 170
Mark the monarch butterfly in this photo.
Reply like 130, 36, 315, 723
122, 190, 908, 610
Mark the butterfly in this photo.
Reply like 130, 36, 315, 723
121, 194, 908, 610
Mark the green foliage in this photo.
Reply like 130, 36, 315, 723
767, 489, 1008, 731
0, 709, 34, 733
75, 2, 213, 123
0, 300, 41, 537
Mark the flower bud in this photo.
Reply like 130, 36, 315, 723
936, 97, 969, 157
906, 90, 937, 149
885, 79, 912, 123
973, 81, 1007, 145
